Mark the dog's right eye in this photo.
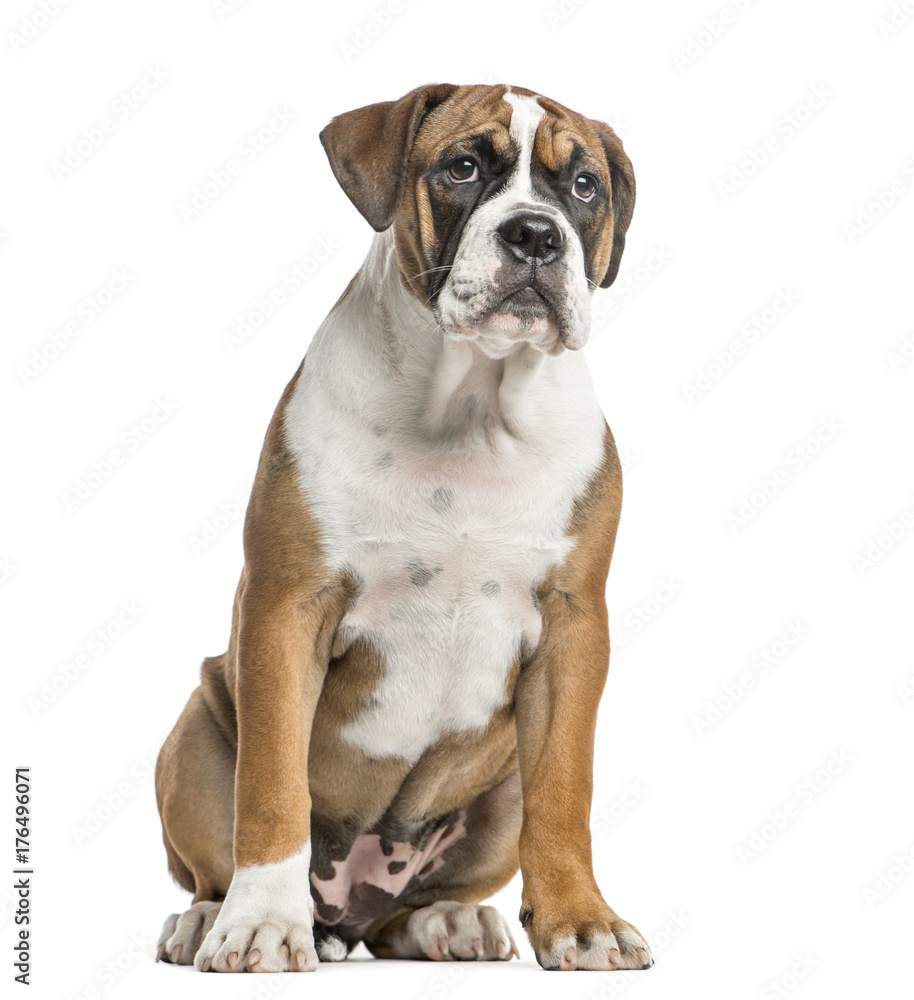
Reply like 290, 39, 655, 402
447, 157, 479, 183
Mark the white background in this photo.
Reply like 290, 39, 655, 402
3, 0, 913, 998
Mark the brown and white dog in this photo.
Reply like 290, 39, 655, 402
155, 83, 651, 974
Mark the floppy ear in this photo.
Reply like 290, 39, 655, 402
593, 123, 636, 288
319, 83, 459, 232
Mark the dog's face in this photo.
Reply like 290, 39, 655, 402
320, 84, 634, 357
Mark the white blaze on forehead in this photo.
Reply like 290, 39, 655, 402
504, 90, 545, 195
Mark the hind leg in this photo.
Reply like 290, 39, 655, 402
368, 901, 519, 961
363, 772, 522, 961
156, 901, 223, 966
155, 681, 236, 965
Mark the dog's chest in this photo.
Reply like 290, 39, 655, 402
287, 353, 604, 763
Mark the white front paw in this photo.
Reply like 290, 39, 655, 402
194, 848, 317, 973
196, 917, 317, 973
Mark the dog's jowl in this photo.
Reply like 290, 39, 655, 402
155, 83, 652, 973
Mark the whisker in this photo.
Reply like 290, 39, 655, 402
409, 265, 454, 282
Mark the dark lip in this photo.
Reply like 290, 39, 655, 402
497, 281, 553, 310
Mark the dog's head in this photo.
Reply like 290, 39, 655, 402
320, 84, 634, 358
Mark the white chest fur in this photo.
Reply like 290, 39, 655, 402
283, 234, 606, 763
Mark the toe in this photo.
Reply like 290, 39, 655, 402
156, 914, 178, 963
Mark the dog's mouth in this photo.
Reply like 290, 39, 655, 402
500, 284, 550, 309
434, 263, 588, 356
494, 281, 555, 321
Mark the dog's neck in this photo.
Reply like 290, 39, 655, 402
314, 230, 571, 444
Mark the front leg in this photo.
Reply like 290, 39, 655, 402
514, 430, 651, 971
195, 582, 341, 973
514, 590, 652, 971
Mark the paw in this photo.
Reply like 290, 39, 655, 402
195, 918, 318, 973
157, 901, 222, 965
521, 905, 652, 971
193, 851, 318, 972
404, 901, 519, 961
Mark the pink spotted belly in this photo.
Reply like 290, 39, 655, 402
310, 811, 467, 933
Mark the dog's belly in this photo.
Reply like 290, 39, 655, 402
310, 810, 469, 932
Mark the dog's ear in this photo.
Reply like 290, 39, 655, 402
320, 84, 459, 232
593, 122, 636, 289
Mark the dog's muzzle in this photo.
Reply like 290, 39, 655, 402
434, 203, 592, 358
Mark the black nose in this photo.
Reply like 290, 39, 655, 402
497, 212, 564, 265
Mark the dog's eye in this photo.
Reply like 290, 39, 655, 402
572, 174, 597, 203
447, 157, 479, 183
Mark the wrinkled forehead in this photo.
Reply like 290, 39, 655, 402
412, 85, 609, 179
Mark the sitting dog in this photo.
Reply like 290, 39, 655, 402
155, 82, 651, 973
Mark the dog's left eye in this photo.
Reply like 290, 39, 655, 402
447, 157, 479, 183
572, 174, 597, 202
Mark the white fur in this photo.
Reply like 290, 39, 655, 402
194, 842, 316, 972
284, 229, 606, 764
316, 934, 348, 962
503, 90, 543, 196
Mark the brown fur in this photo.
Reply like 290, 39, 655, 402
514, 429, 648, 961
318, 84, 634, 300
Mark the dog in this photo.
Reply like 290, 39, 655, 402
155, 82, 651, 973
